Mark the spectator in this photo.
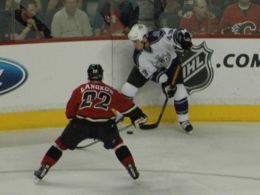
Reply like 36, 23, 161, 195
158, 0, 183, 28
154, 0, 167, 27
41, 0, 63, 11
137, 0, 155, 30
80, 0, 99, 27
253, 0, 260, 4
93, 0, 109, 36
38, 0, 63, 29
77, 0, 84, 9
51, 0, 93, 38
40, 0, 89, 11
210, 0, 226, 20
1, 0, 19, 11
179, 0, 219, 34
0, 1, 14, 41
220, 0, 260, 34
0, 0, 9, 11
119, 0, 139, 33
182, 0, 194, 13
12, 0, 51, 40
93, 0, 138, 36
16, 0, 42, 11
223, 0, 237, 7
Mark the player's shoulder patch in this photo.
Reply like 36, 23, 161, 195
183, 11, 193, 19
148, 29, 165, 44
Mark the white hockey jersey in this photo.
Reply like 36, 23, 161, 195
133, 28, 181, 80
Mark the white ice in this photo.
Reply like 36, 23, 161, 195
0, 123, 260, 195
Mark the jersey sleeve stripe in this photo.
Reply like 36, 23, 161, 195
120, 105, 137, 115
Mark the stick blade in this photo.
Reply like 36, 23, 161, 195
139, 123, 158, 130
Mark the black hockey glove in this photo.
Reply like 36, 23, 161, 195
126, 107, 148, 128
175, 28, 192, 51
163, 85, 177, 98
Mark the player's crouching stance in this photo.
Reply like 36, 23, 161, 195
34, 64, 147, 183
122, 24, 193, 133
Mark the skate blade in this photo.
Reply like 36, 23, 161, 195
185, 130, 193, 134
34, 176, 41, 184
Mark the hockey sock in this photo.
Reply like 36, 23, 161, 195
55, 137, 67, 150
174, 97, 188, 118
115, 145, 135, 168
41, 145, 63, 166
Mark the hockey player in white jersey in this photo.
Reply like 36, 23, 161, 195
121, 24, 193, 133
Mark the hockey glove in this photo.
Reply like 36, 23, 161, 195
132, 113, 148, 128
126, 107, 148, 128
175, 28, 192, 50
163, 85, 177, 98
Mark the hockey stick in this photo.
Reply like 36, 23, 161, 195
139, 65, 181, 130
139, 96, 169, 130
76, 123, 132, 149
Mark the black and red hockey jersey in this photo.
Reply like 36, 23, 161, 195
220, 3, 260, 34
66, 81, 136, 121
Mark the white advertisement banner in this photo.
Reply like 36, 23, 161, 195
0, 40, 113, 112
191, 39, 259, 104
0, 38, 259, 113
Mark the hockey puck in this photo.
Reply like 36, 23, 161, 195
127, 130, 134, 134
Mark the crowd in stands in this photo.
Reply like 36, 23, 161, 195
0, 0, 259, 41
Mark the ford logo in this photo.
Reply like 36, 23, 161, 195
0, 58, 28, 95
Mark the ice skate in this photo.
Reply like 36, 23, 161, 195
127, 163, 139, 180
34, 164, 50, 183
180, 120, 193, 134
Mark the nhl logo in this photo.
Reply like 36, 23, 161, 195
181, 41, 214, 94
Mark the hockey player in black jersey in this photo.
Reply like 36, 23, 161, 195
121, 24, 193, 133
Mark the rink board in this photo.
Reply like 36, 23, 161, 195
0, 37, 259, 130
1, 105, 260, 131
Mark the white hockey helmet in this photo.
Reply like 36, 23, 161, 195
128, 24, 148, 41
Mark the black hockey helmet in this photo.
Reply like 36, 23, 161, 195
87, 64, 103, 81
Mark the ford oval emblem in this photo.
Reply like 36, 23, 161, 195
0, 58, 28, 95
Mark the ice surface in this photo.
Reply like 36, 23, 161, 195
0, 123, 260, 195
